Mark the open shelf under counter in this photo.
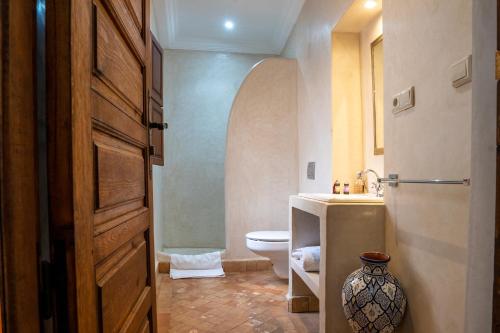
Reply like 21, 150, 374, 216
288, 195, 385, 333
290, 257, 319, 298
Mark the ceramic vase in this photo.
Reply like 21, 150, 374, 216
341, 252, 406, 333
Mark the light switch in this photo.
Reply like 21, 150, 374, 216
307, 162, 315, 180
392, 87, 415, 114
399, 89, 411, 107
450, 55, 472, 88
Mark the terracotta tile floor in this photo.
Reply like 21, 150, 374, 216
157, 271, 319, 333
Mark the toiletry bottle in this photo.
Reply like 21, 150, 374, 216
353, 174, 365, 194
344, 183, 350, 195
333, 180, 341, 194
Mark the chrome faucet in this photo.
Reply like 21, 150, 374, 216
358, 169, 384, 197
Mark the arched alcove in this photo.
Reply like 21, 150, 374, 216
225, 57, 299, 259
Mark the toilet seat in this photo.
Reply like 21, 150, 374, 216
246, 238, 288, 252
245, 230, 290, 279
246, 231, 289, 242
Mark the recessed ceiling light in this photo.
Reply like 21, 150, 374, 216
364, 0, 377, 9
224, 20, 235, 30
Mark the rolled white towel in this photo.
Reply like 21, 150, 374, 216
302, 246, 320, 272
291, 246, 320, 272
291, 249, 303, 260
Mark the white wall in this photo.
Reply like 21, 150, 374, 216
283, 0, 495, 331
383, 0, 471, 331
360, 15, 384, 177
225, 58, 298, 259
160, 50, 268, 249
283, 1, 355, 193
466, 0, 497, 331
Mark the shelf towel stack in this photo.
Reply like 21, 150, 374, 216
291, 246, 320, 272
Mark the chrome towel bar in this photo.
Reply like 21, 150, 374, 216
378, 174, 471, 187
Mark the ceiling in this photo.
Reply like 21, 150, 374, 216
334, 0, 383, 33
152, 0, 306, 55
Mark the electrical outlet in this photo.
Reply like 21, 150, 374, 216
392, 86, 415, 114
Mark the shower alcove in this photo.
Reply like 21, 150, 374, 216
158, 55, 299, 269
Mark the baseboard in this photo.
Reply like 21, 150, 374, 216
157, 258, 272, 274
222, 258, 272, 273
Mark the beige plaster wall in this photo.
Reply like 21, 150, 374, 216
282, 0, 356, 193
383, 0, 472, 331
465, 0, 497, 331
225, 58, 299, 259
283, 0, 490, 331
331, 33, 364, 186
360, 15, 384, 178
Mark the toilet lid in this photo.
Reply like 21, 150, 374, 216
246, 231, 289, 242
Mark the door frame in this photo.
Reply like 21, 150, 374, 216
0, 0, 41, 332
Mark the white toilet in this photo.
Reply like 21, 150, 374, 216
245, 231, 289, 279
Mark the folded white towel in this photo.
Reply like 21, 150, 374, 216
291, 250, 303, 260
292, 246, 320, 272
169, 251, 225, 279
170, 268, 225, 279
302, 246, 320, 272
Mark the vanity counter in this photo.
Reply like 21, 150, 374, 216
288, 195, 385, 333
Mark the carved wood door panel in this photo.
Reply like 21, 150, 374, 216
47, 0, 157, 331
150, 33, 164, 166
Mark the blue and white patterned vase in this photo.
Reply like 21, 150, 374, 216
341, 252, 406, 333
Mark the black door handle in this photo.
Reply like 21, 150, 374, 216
150, 122, 168, 130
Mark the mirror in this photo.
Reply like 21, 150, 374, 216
371, 35, 384, 155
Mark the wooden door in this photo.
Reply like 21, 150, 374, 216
150, 33, 163, 106
0, 0, 41, 332
150, 33, 165, 166
47, 0, 157, 331
150, 100, 165, 166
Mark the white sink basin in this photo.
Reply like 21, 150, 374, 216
298, 193, 383, 203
